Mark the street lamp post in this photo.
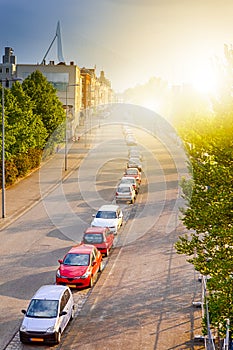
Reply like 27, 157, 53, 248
65, 83, 79, 171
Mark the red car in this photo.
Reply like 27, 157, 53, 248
82, 227, 114, 256
124, 167, 141, 184
56, 244, 103, 289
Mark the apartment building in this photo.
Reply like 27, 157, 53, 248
1, 46, 114, 137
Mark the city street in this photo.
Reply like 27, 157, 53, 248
0, 106, 204, 349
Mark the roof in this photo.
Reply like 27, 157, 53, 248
98, 204, 120, 212
32, 285, 68, 300
68, 244, 95, 254
84, 227, 109, 234
117, 183, 133, 188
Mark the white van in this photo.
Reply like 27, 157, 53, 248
19, 285, 74, 345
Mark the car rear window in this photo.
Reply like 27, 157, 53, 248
83, 233, 103, 244
121, 178, 134, 184
117, 186, 131, 193
126, 169, 137, 175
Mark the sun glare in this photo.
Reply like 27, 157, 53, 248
190, 61, 217, 95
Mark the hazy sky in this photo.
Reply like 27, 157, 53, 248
1, 0, 233, 92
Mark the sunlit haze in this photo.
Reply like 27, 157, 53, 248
1, 0, 232, 93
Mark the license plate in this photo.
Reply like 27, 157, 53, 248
67, 284, 76, 288
30, 338, 44, 342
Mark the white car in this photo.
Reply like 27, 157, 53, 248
91, 204, 123, 234
20, 285, 74, 345
115, 183, 136, 204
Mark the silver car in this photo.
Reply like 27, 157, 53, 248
119, 176, 140, 194
115, 183, 136, 204
20, 285, 74, 345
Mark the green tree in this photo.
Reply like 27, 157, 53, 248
175, 111, 233, 338
4, 82, 48, 156
22, 70, 65, 142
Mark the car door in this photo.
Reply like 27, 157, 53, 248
117, 209, 123, 227
91, 249, 99, 277
59, 290, 71, 332
106, 229, 114, 249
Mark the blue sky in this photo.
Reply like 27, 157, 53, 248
1, 0, 233, 92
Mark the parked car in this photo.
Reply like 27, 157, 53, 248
126, 136, 137, 146
128, 149, 143, 161
56, 244, 103, 289
19, 285, 74, 345
91, 204, 123, 234
115, 183, 136, 204
127, 157, 142, 171
82, 226, 114, 256
119, 176, 140, 194
124, 167, 141, 184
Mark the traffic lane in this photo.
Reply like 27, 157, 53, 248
0, 126, 129, 349
57, 141, 200, 349
59, 224, 196, 349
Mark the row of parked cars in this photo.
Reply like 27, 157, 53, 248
19, 127, 143, 345
115, 126, 142, 204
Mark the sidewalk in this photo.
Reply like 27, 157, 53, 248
0, 127, 92, 230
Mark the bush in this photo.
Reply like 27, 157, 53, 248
13, 153, 31, 177
0, 159, 19, 187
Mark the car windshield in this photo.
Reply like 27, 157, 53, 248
63, 253, 90, 266
26, 299, 59, 318
84, 233, 103, 244
96, 211, 117, 219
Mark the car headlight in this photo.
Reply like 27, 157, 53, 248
56, 270, 61, 277
20, 325, 27, 332
81, 271, 91, 279
46, 326, 55, 333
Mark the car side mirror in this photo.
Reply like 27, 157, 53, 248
21, 309, 26, 315
58, 259, 63, 264
60, 311, 67, 317
92, 214, 95, 217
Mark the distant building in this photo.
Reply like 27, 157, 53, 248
17, 60, 82, 138
1, 46, 114, 136
98, 70, 114, 105
0, 47, 17, 87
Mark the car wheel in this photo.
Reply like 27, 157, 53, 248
99, 261, 104, 272
19, 335, 27, 344
55, 330, 61, 344
89, 276, 94, 287
70, 306, 75, 320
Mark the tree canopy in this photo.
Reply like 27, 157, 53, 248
175, 109, 233, 338
0, 71, 65, 185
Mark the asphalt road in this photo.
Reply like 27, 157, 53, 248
1, 105, 204, 349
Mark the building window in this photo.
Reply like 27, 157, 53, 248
6, 68, 9, 73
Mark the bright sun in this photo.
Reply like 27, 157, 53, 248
190, 61, 218, 95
